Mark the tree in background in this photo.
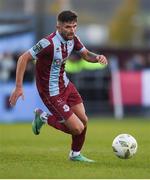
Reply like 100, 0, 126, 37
109, 0, 139, 47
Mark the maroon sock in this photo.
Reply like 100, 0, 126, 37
47, 115, 70, 134
71, 127, 87, 151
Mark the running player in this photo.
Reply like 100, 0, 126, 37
9, 10, 108, 162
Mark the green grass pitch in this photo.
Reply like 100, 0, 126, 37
0, 118, 150, 179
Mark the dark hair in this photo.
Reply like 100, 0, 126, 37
57, 10, 77, 23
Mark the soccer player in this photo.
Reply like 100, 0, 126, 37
9, 10, 108, 162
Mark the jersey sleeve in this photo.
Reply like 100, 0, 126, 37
29, 38, 51, 59
73, 36, 86, 52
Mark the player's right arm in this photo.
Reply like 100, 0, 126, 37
9, 38, 51, 106
9, 51, 32, 106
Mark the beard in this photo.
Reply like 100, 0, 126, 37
61, 32, 75, 40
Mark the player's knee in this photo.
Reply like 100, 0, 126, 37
72, 124, 84, 135
81, 115, 88, 127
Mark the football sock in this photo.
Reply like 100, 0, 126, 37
41, 111, 87, 152
69, 150, 80, 157
71, 127, 87, 152
47, 115, 70, 134
40, 112, 48, 123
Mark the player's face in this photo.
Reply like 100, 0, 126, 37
58, 21, 77, 40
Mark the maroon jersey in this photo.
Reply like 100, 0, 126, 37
29, 31, 85, 96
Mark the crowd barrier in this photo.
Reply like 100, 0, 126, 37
110, 70, 150, 106
0, 82, 48, 123
0, 70, 150, 122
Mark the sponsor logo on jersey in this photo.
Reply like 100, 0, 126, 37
54, 59, 61, 66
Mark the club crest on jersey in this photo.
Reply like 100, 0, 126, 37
68, 41, 72, 46
54, 59, 61, 66
63, 104, 70, 112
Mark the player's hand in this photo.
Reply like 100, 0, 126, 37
9, 87, 24, 106
96, 55, 108, 65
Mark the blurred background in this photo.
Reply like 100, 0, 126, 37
0, 0, 150, 122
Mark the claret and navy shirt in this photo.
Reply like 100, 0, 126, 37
29, 31, 85, 96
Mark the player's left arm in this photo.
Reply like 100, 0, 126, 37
80, 48, 108, 65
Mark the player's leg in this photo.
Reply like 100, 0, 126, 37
66, 82, 88, 126
32, 91, 85, 136
32, 107, 85, 135
70, 103, 88, 152
68, 103, 94, 162
32, 105, 94, 162
32, 108, 70, 135
64, 114, 94, 162
66, 83, 94, 162
71, 102, 88, 126
65, 114, 85, 135
47, 108, 85, 135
